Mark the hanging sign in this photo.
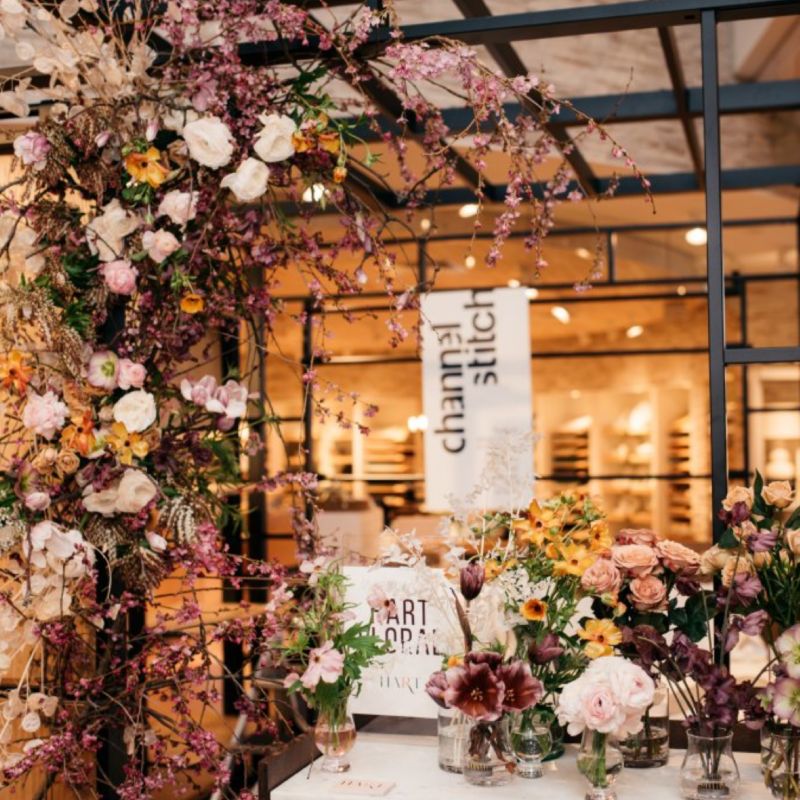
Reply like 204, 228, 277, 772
420, 287, 534, 511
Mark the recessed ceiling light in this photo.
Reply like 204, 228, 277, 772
507, 278, 521, 288
685, 227, 707, 246
459, 203, 480, 219
551, 306, 570, 324
575, 247, 592, 260
302, 183, 327, 203
465, 254, 476, 269
419, 218, 432, 233
570, 389, 582, 399
677, 285, 687, 296
525, 287, 539, 299
626, 324, 644, 339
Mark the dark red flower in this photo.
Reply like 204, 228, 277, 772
425, 671, 449, 708
460, 562, 485, 601
496, 661, 543, 712
465, 651, 503, 669
444, 663, 504, 722
528, 633, 563, 665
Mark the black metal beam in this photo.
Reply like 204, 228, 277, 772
725, 346, 800, 364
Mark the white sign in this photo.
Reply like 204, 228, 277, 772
344, 566, 447, 719
421, 287, 534, 511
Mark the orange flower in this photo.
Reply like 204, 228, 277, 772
484, 560, 504, 581
60, 410, 96, 456
332, 165, 347, 184
291, 131, 314, 153
124, 147, 169, 188
446, 654, 464, 668
587, 520, 613, 552
578, 619, 622, 659
520, 598, 548, 622
552, 543, 595, 577
180, 293, 205, 314
317, 132, 341, 155
106, 422, 149, 465
0, 350, 33, 394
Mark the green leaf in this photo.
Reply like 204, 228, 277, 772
718, 527, 739, 549
786, 506, 800, 530
752, 470, 768, 516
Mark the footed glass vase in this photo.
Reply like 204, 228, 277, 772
619, 685, 670, 768
576, 730, 623, 800
763, 727, 800, 799
679, 731, 740, 800
313, 699, 357, 773
511, 710, 552, 778
462, 716, 516, 787
438, 708, 469, 773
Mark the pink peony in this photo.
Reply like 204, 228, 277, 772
580, 557, 622, 597
87, 350, 119, 390
117, 359, 146, 390
300, 641, 345, 690
14, 132, 50, 170
629, 574, 668, 611
22, 390, 68, 440
101, 259, 138, 295
612, 543, 659, 577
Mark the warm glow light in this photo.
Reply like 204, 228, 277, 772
458, 203, 480, 219
551, 306, 571, 324
575, 247, 592, 260
302, 183, 327, 203
508, 278, 521, 288
626, 324, 644, 339
419, 218, 432, 232
407, 414, 428, 433
677, 285, 687, 296
465, 254, 476, 269
525, 287, 539, 300
685, 227, 707, 246
570, 389, 582, 399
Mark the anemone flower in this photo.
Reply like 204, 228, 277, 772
443, 662, 504, 722
776, 625, 800, 679
772, 677, 800, 727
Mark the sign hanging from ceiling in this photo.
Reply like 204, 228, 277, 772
420, 287, 534, 512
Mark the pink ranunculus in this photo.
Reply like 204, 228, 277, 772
101, 259, 138, 295
87, 350, 119, 390
14, 131, 51, 170
616, 528, 660, 546
580, 557, 622, 596
142, 229, 181, 263
611, 543, 660, 577
629, 574, 668, 611
22, 390, 68, 440
582, 684, 626, 734
300, 641, 345, 690
656, 539, 701, 575
117, 358, 146, 390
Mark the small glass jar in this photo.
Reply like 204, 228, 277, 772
511, 711, 552, 778
577, 730, 624, 800
763, 727, 800, 799
313, 700, 357, 773
438, 707, 470, 773
619, 684, 670, 768
462, 716, 516, 787
679, 730, 741, 800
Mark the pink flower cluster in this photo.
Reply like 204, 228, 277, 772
180, 375, 249, 427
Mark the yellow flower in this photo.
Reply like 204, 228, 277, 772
0, 350, 33, 394
520, 598, 548, 622
180, 293, 205, 314
446, 654, 464, 668
578, 619, 622, 659
292, 131, 314, 153
484, 560, 504, 581
106, 421, 149, 465
332, 165, 347, 184
124, 147, 169, 188
317, 131, 341, 155
60, 410, 96, 456
552, 543, 595, 577
587, 520, 613, 552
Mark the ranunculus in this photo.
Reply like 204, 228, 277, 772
22, 390, 68, 440
87, 350, 119, 390
55, 450, 80, 476
142, 229, 181, 263
722, 485, 754, 511
629, 574, 667, 611
787, 529, 800, 557
221, 157, 270, 201
763, 480, 794, 509
582, 684, 626, 734
700, 543, 731, 575
656, 539, 701, 574
580, 557, 622, 596
115, 469, 158, 514
611, 543, 659, 577
157, 190, 198, 226
182, 116, 234, 168
101, 259, 138, 295
253, 113, 297, 163
616, 528, 660, 546
14, 131, 50, 170
117, 359, 146, 391
113, 390, 156, 433
86, 199, 139, 262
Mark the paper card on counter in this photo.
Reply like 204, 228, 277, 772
331, 778, 395, 796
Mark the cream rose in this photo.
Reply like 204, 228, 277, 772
700, 544, 731, 575
82, 484, 118, 516
786, 529, 800, 557
253, 113, 296, 163
115, 469, 158, 514
656, 539, 700, 574
221, 157, 270, 202
721, 555, 755, 587
142, 229, 181, 263
182, 116, 234, 168
616, 528, 660, 546
113, 390, 156, 433
157, 190, 198, 226
86, 199, 139, 262
629, 575, 667, 611
580, 557, 622, 597
611, 544, 659, 577
763, 480, 794, 509
722, 485, 754, 511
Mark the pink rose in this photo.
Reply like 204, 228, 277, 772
14, 132, 50, 170
629, 574, 667, 611
22, 390, 68, 440
142, 229, 181, 263
656, 539, 700, 575
580, 557, 622, 597
612, 544, 659, 577
101, 259, 138, 295
117, 358, 146, 390
616, 528, 660, 546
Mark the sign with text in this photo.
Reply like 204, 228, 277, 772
344, 566, 447, 719
421, 287, 534, 511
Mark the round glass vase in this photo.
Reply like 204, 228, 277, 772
534, 703, 566, 761
511, 710, 552, 779
619, 685, 670, 768
763, 727, 800, 800
576, 730, 624, 800
313, 699, 357, 773
438, 707, 470, 773
679, 730, 741, 800
462, 716, 516, 787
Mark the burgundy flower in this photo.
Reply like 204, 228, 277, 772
718, 501, 750, 527
460, 562, 485, 601
725, 610, 769, 652
443, 663, 504, 722
624, 625, 667, 668
496, 662, 543, 712
719, 572, 763, 608
465, 651, 503, 670
527, 633, 564, 665
425, 671, 449, 709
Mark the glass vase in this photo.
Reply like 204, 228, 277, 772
462, 716, 516, 787
679, 730, 741, 800
576, 730, 624, 800
313, 699, 357, 773
535, 703, 566, 761
763, 727, 800, 799
511, 710, 552, 779
438, 707, 469, 773
619, 685, 670, 768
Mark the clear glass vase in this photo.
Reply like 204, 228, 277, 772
763, 727, 800, 799
462, 716, 516, 787
511, 710, 552, 779
576, 730, 624, 800
313, 699, 357, 773
438, 707, 469, 773
619, 685, 670, 768
679, 731, 741, 800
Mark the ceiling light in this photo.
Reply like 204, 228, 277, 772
419, 218, 431, 233
458, 203, 480, 219
525, 287, 539, 300
551, 306, 570, 324
302, 183, 328, 203
570, 389, 582, 400
465, 254, 476, 269
407, 414, 428, 433
677, 285, 687, 296
575, 247, 592, 260
508, 278, 521, 288
626, 324, 644, 339
685, 227, 707, 246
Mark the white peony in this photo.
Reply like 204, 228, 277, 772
115, 469, 158, 514
220, 158, 270, 202
142, 229, 181, 263
86, 199, 140, 262
182, 116, 234, 168
253, 113, 296, 163
113, 390, 156, 433
157, 190, 198, 226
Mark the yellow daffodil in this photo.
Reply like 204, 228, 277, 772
124, 147, 169, 188
552, 542, 595, 577
180, 293, 205, 314
520, 598, 548, 622
578, 618, 622, 659
0, 350, 33, 394
106, 421, 149, 465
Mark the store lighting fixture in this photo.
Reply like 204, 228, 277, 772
419, 218, 432, 233
525, 287, 539, 300
302, 183, 328, 203
407, 414, 428, 433
677, 285, 687, 296
508, 278, 521, 288
575, 247, 592, 260
570, 389, 582, 399
465, 254, 476, 269
458, 203, 480, 219
626, 324, 644, 339
551, 305, 571, 324
685, 227, 707, 246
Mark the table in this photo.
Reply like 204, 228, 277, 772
271, 732, 769, 799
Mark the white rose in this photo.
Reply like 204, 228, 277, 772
162, 107, 199, 134
220, 158, 270, 202
182, 116, 234, 169
82, 484, 118, 516
85, 199, 140, 262
157, 190, 198, 226
253, 113, 296, 163
115, 469, 158, 514
113, 390, 156, 433
142, 229, 181, 263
